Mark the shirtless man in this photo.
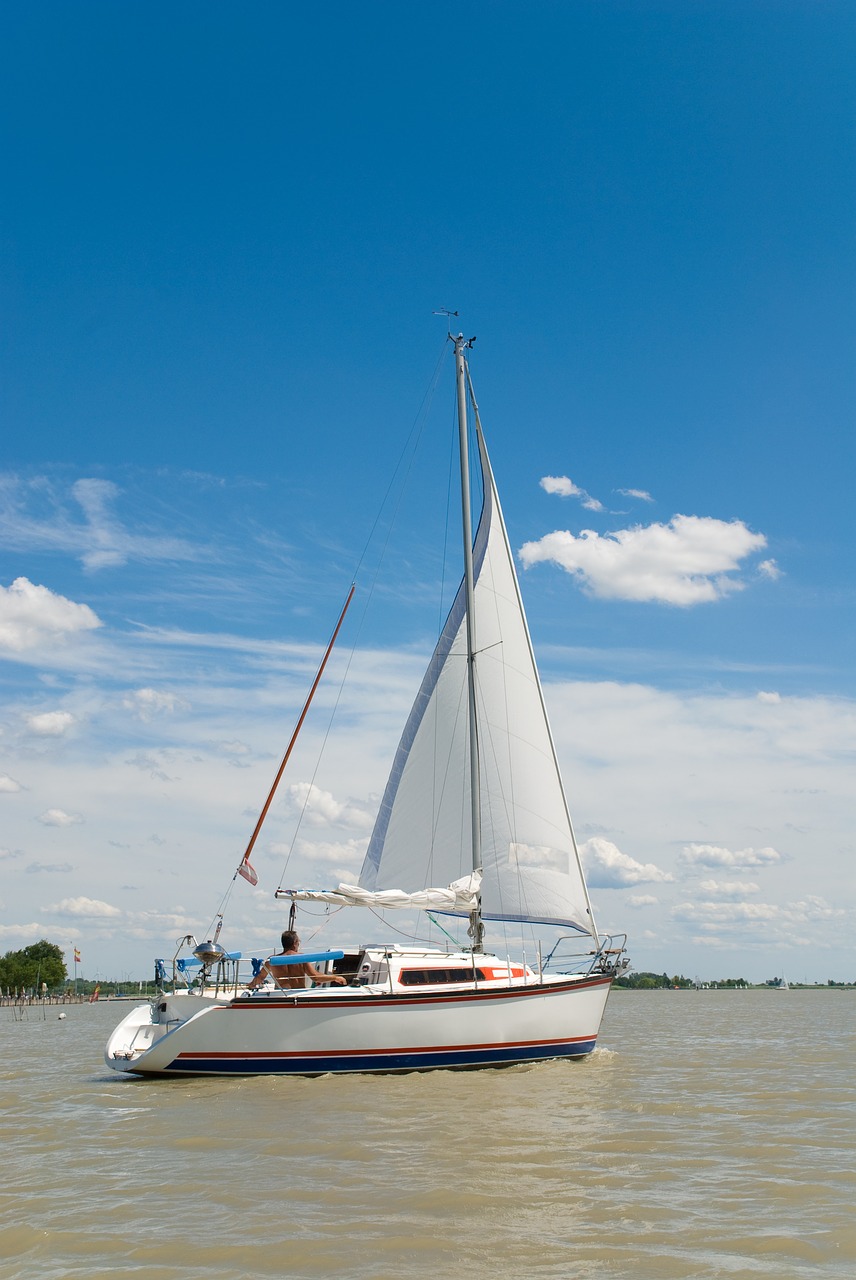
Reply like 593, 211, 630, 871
247, 930, 348, 990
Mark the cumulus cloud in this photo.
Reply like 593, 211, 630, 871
26, 710, 76, 736
627, 894, 659, 907
679, 843, 782, 869
541, 476, 582, 498
539, 475, 604, 512
122, 687, 190, 720
284, 783, 374, 832
757, 691, 781, 704
27, 862, 74, 874
0, 578, 101, 652
519, 515, 768, 605
0, 922, 45, 942
758, 559, 782, 580
46, 896, 122, 918
580, 837, 674, 888
0, 773, 22, 793
37, 808, 84, 827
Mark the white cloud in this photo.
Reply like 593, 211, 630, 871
46, 896, 122, 918
679, 844, 782, 869
283, 782, 374, 832
758, 559, 782, 580
0, 578, 101, 652
0, 922, 45, 943
37, 808, 84, 827
540, 475, 605, 512
0, 774, 22, 793
540, 476, 582, 498
72, 478, 127, 568
26, 710, 76, 736
627, 894, 659, 907
519, 514, 768, 605
0, 474, 204, 573
580, 837, 674, 888
0, 847, 23, 860
292, 836, 369, 871
786, 895, 846, 924
617, 488, 654, 503
673, 899, 781, 926
122, 687, 190, 720
673, 895, 844, 931
757, 691, 781, 704
699, 880, 761, 898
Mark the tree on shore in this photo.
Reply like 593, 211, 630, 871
615, 971, 695, 989
0, 941, 67, 991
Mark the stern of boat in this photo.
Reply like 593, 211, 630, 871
105, 1000, 166, 1072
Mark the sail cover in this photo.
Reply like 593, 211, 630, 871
359, 423, 596, 937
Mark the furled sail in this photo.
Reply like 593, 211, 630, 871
279, 873, 481, 913
359, 421, 596, 937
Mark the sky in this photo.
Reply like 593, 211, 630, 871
1, 1, 854, 984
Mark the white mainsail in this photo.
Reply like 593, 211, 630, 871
359, 417, 596, 937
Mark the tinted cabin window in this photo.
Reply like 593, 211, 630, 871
399, 968, 487, 985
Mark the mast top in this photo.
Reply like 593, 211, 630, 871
451, 331, 476, 351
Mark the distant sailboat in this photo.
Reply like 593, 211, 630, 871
106, 332, 627, 1077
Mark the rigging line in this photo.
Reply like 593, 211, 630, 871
352, 337, 450, 583
426, 395, 461, 893
275, 343, 450, 889
464, 360, 533, 933
364, 905, 454, 949
425, 912, 459, 945
203, 351, 449, 935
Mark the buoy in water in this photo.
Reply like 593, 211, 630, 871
58, 1012, 67, 1020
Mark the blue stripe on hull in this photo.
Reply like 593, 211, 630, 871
163, 1038, 598, 1076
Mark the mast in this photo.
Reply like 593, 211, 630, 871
453, 332, 484, 952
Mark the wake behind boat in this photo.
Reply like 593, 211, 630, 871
106, 332, 627, 1077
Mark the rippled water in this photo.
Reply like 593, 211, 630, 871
1, 991, 854, 1279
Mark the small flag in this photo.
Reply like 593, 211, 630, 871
238, 859, 258, 887
74, 948, 81, 964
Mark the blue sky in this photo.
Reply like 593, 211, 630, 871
1, 2, 854, 983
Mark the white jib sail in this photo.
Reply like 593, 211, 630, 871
359, 421, 596, 937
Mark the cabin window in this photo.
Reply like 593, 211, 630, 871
399, 967, 487, 985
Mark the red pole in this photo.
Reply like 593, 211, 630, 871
238, 583, 355, 881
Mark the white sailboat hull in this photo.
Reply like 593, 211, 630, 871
105, 974, 613, 1076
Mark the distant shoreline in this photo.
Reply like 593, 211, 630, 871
612, 984, 855, 991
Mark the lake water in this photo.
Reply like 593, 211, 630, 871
1, 990, 854, 1279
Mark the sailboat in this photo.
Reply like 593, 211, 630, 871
105, 333, 627, 1077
